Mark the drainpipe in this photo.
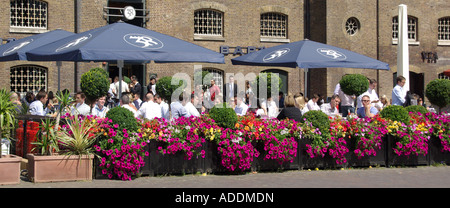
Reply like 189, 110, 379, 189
376, 0, 380, 94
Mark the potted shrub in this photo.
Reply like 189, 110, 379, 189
339, 74, 369, 97
425, 79, 450, 114
0, 89, 22, 185
80, 67, 110, 110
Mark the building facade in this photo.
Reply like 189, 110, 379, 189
0, 0, 449, 107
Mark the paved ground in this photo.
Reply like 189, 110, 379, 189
2, 165, 450, 188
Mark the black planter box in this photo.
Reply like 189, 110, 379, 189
251, 141, 300, 172
429, 136, 450, 165
386, 135, 429, 167
347, 136, 387, 168
203, 141, 253, 174
298, 138, 348, 169
146, 140, 204, 176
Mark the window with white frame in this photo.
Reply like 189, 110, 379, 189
10, 65, 47, 95
260, 12, 288, 39
438, 17, 450, 44
10, 0, 48, 33
194, 9, 223, 37
392, 15, 418, 43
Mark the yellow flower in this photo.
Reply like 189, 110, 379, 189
259, 127, 263, 132
210, 135, 215, 141
210, 128, 213, 134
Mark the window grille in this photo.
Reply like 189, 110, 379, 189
10, 0, 47, 29
438, 17, 450, 41
10, 65, 47, 95
392, 16, 418, 41
194, 9, 223, 36
260, 13, 287, 38
345, 17, 360, 36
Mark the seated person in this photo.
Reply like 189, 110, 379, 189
320, 94, 339, 117
357, 95, 379, 118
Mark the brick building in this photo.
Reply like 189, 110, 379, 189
0, 0, 449, 107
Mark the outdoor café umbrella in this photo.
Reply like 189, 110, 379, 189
443, 69, 450, 77
26, 21, 225, 98
231, 39, 390, 96
0, 29, 75, 91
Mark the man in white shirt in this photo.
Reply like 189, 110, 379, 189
357, 78, 382, 110
108, 77, 118, 107
29, 91, 52, 116
185, 93, 200, 117
155, 94, 170, 120
321, 95, 340, 117
392, 76, 407, 106
234, 94, 249, 116
120, 93, 139, 118
115, 77, 129, 100
91, 96, 109, 118
71, 92, 90, 116
170, 93, 189, 120
138, 92, 161, 120
334, 82, 356, 117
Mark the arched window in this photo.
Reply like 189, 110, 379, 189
194, 9, 223, 36
10, 65, 47, 95
392, 15, 418, 43
10, 0, 48, 33
260, 12, 288, 39
345, 17, 360, 36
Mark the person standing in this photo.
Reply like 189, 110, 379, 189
357, 79, 382, 111
138, 92, 162, 120
120, 93, 139, 118
334, 82, 356, 117
130, 75, 142, 98
170, 93, 189, 120
209, 79, 220, 102
147, 76, 157, 95
392, 76, 407, 106
224, 75, 238, 103
115, 77, 129, 103
155, 94, 170, 120
184, 93, 200, 117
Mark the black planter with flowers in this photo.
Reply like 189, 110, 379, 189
146, 140, 204, 176
251, 141, 301, 172
346, 136, 388, 168
298, 138, 348, 170
428, 136, 450, 165
386, 135, 429, 167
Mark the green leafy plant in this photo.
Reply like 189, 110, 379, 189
339, 74, 369, 97
208, 102, 238, 130
0, 89, 17, 158
33, 118, 59, 156
155, 76, 187, 103
57, 115, 99, 158
380, 105, 410, 124
405, 105, 428, 115
80, 67, 109, 105
106, 107, 139, 133
54, 90, 75, 131
252, 72, 283, 98
301, 110, 331, 134
425, 79, 450, 113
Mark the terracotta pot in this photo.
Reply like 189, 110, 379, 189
27, 154, 93, 183
0, 154, 22, 185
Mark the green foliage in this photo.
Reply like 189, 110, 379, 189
123, 76, 131, 84
425, 79, 450, 110
57, 116, 98, 157
339, 74, 369, 97
155, 76, 187, 103
0, 89, 17, 141
405, 105, 428, 115
208, 102, 238, 130
380, 105, 410, 124
106, 107, 139, 133
33, 118, 59, 156
301, 110, 330, 134
252, 72, 283, 98
80, 67, 109, 103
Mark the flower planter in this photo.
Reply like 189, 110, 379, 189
347, 136, 387, 168
429, 136, 450, 165
0, 155, 22, 185
203, 141, 233, 174
251, 141, 300, 172
27, 154, 93, 183
146, 140, 204, 176
298, 138, 348, 169
385, 135, 429, 167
